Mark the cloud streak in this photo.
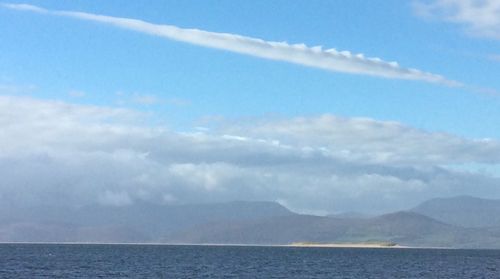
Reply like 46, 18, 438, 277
2, 3, 461, 86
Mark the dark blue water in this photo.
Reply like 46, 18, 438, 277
0, 244, 499, 278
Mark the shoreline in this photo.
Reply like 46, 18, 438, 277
287, 242, 407, 249
0, 241, 450, 249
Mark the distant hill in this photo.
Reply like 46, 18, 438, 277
411, 196, 500, 228
167, 211, 500, 248
3, 197, 500, 248
0, 201, 293, 243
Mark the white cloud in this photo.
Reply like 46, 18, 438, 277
2, 3, 460, 86
131, 94, 161, 106
217, 115, 500, 165
414, 0, 500, 40
1, 95, 500, 213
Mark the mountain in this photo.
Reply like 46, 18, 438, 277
411, 196, 500, 228
3, 197, 500, 248
0, 201, 293, 243
167, 211, 500, 248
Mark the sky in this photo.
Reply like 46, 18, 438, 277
1, 0, 500, 214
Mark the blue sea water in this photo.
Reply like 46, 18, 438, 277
0, 244, 499, 278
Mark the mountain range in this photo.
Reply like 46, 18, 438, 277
411, 196, 500, 228
2, 196, 500, 249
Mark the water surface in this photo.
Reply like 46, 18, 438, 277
0, 244, 499, 278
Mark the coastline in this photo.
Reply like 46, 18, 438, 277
287, 242, 408, 248
0, 241, 438, 249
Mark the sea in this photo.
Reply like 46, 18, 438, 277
0, 244, 499, 278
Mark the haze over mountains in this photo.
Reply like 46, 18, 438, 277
0, 201, 293, 243
411, 196, 500, 228
2, 196, 500, 249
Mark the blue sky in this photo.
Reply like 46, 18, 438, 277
1, 1, 500, 213
1, 0, 499, 136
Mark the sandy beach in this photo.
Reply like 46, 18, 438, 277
287, 242, 407, 248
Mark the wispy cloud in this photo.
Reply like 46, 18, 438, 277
130, 94, 190, 107
112, 91, 190, 107
414, 0, 500, 40
131, 94, 161, 106
2, 3, 461, 87
0, 83, 36, 94
488, 54, 500, 62
68, 90, 86, 98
